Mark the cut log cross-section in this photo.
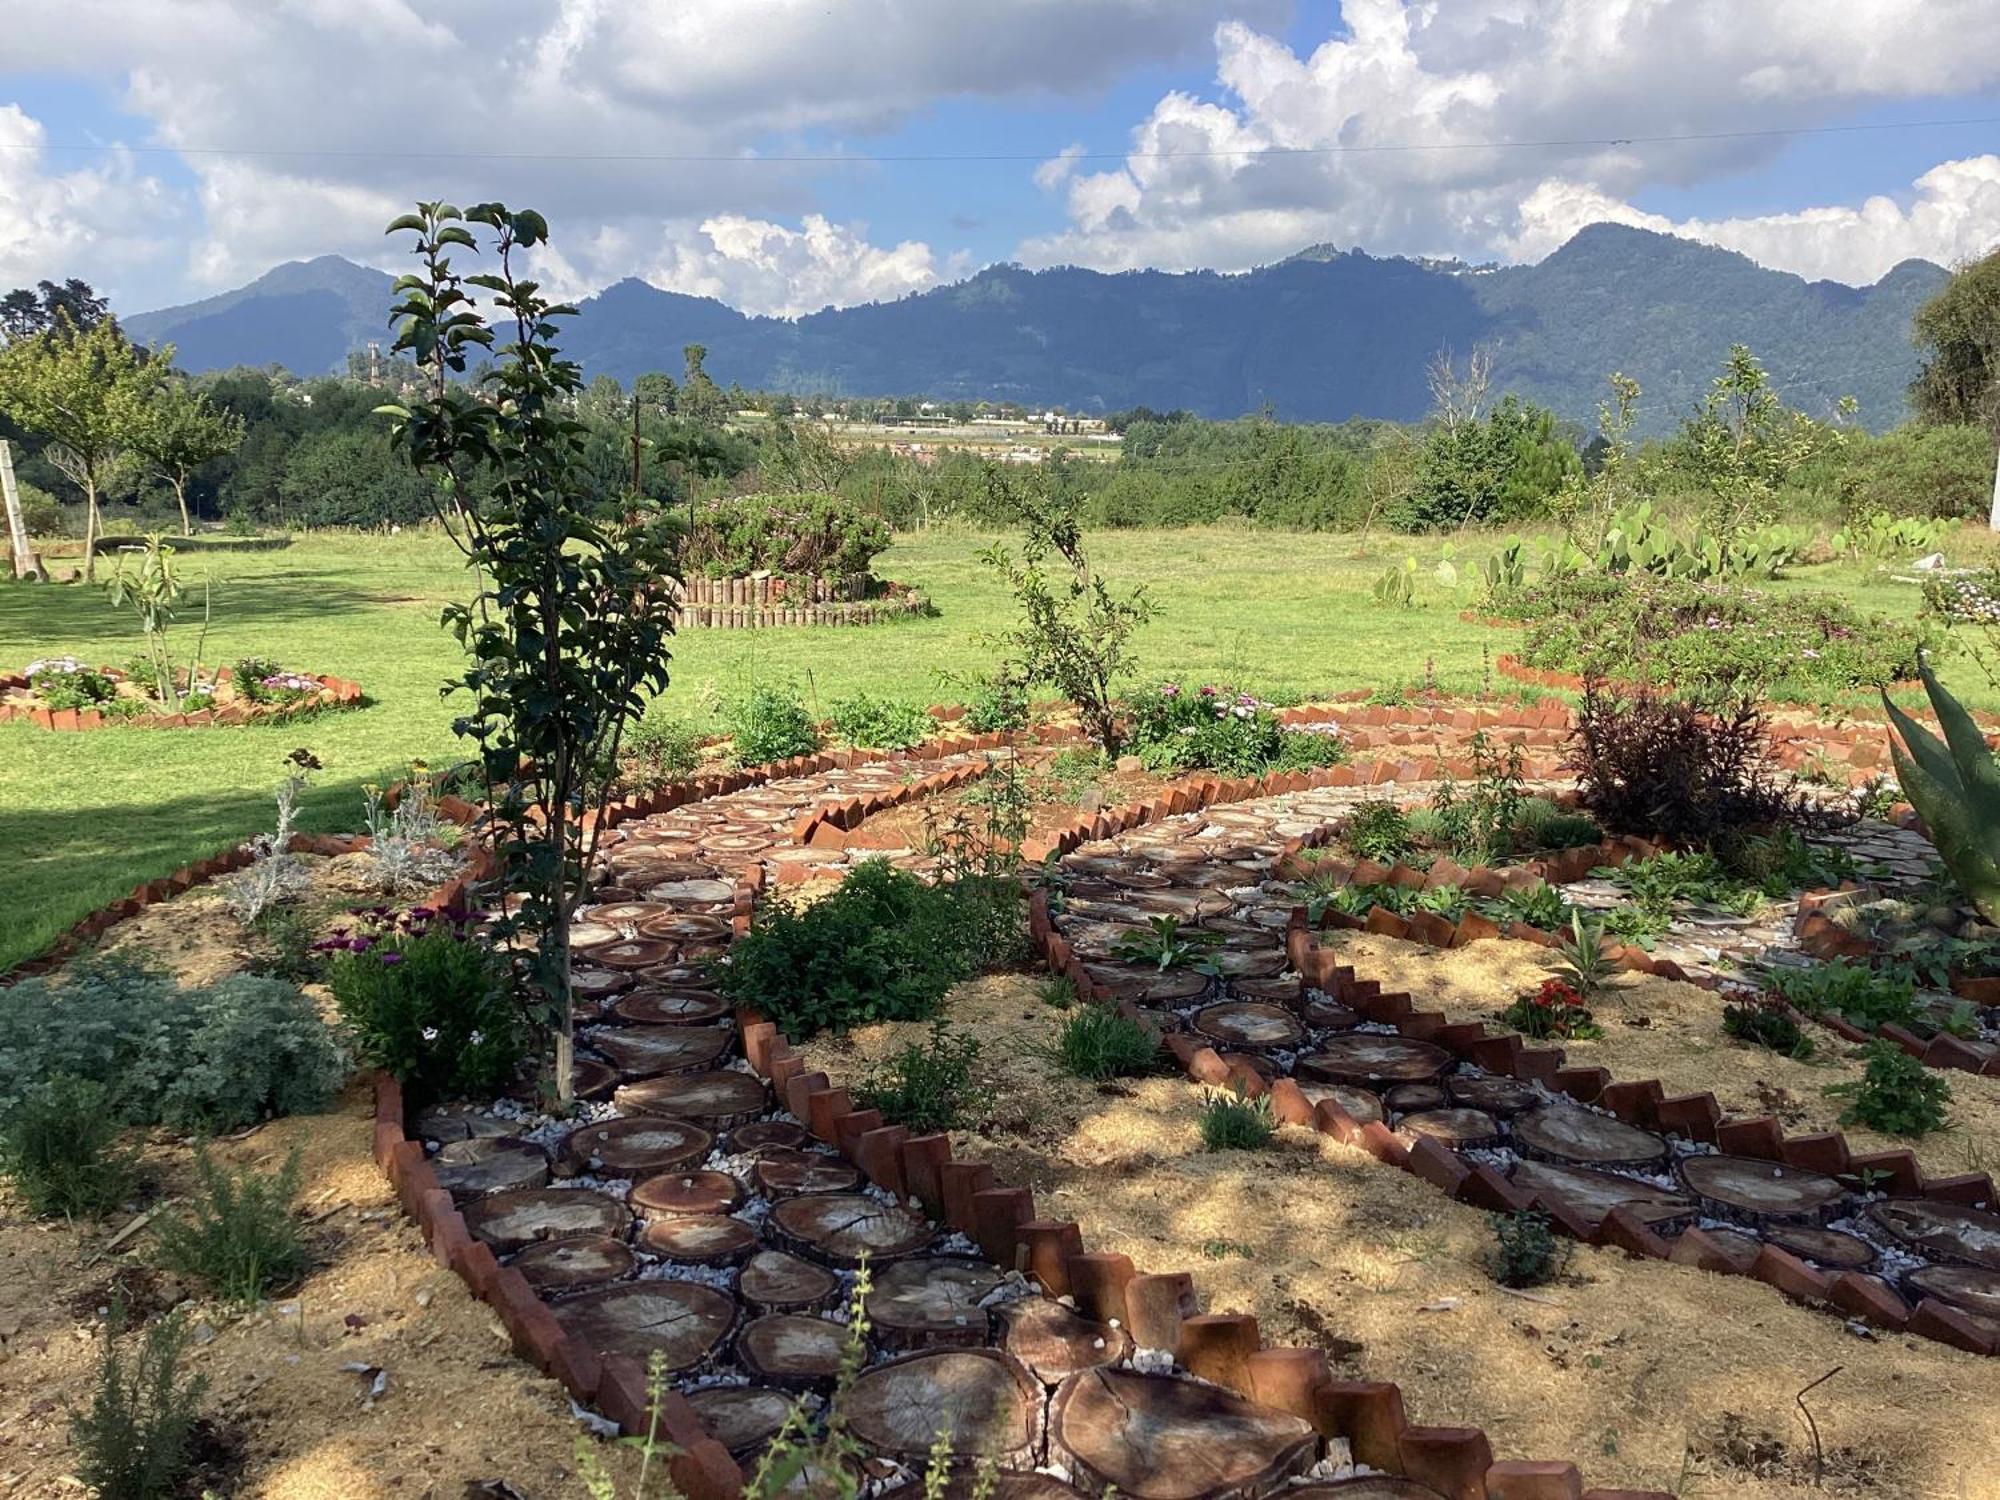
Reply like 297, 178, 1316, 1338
511, 1235, 635, 1293
753, 1149, 864, 1198
739, 1249, 841, 1313
864, 1258, 1004, 1350
771, 1193, 934, 1267
461, 1188, 630, 1255
555, 1282, 737, 1372
1678, 1155, 1848, 1226
1191, 1002, 1305, 1052
1513, 1106, 1667, 1171
1294, 1035, 1452, 1089
1049, 1367, 1318, 1500
997, 1295, 1133, 1384
845, 1349, 1044, 1463
1867, 1200, 2000, 1270
687, 1386, 798, 1458
615, 1069, 769, 1128
736, 1313, 855, 1389
590, 1024, 731, 1079
430, 1138, 552, 1198
639, 1215, 761, 1265
559, 1117, 713, 1178
630, 1170, 746, 1219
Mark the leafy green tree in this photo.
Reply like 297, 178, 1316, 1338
0, 314, 157, 579
0, 278, 111, 342
1912, 247, 2000, 431
130, 378, 245, 535
275, 426, 430, 526
1676, 345, 1839, 537
381, 200, 678, 1107
679, 343, 727, 426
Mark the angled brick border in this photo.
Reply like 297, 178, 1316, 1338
0, 665, 364, 730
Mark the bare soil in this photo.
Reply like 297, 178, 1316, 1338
853, 749, 1179, 854
802, 974, 2000, 1500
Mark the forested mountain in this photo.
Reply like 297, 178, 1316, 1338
125, 226, 1946, 432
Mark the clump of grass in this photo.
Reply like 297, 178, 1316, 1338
1035, 975, 1076, 1010
1197, 1086, 1275, 1151
1487, 1208, 1568, 1288
0, 1076, 137, 1219
1722, 999, 1814, 1059
1825, 1040, 1953, 1137
152, 1147, 306, 1303
854, 1021, 989, 1134
1031, 1007, 1160, 1081
69, 1310, 209, 1500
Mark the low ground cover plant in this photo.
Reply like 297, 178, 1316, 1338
1825, 1040, 1953, 1136
853, 1020, 988, 1133
1500, 977, 1600, 1040
1033, 1006, 1161, 1080
1197, 1085, 1275, 1150
723, 680, 823, 765
679, 491, 890, 580
1112, 915, 1223, 973
1122, 681, 1346, 776
70, 1310, 209, 1500
0, 962, 343, 1131
1336, 740, 1599, 870
322, 907, 524, 1109
1766, 958, 1919, 1032
1487, 1208, 1568, 1288
152, 1147, 307, 1303
1723, 999, 1815, 1059
827, 692, 934, 750
358, 764, 462, 897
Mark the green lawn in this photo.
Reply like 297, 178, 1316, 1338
0, 523, 1971, 972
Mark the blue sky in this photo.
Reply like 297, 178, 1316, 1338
3, 1, 1998, 316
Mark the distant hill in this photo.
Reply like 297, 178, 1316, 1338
127, 227, 1947, 432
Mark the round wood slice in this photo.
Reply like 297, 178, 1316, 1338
638, 1215, 761, 1265
431, 1137, 551, 1198
1678, 1155, 1847, 1226
753, 1150, 863, 1198
592, 1024, 731, 1079
1395, 1108, 1500, 1150
560, 1116, 714, 1178
1135, 969, 1217, 1004
997, 1295, 1133, 1383
726, 1121, 813, 1157
646, 878, 738, 905
1291, 1081, 1385, 1127
611, 989, 731, 1026
1383, 1083, 1449, 1115
864, 1258, 1004, 1350
1446, 1074, 1542, 1117
555, 1281, 737, 1371
1232, 976, 1301, 1004
1765, 1225, 1877, 1270
846, 1349, 1043, 1463
1298, 996, 1360, 1031
594, 938, 681, 970
1295, 1035, 1451, 1088
630, 1170, 746, 1219
1904, 1264, 2000, 1321
1513, 1106, 1667, 1171
513, 1234, 634, 1293
1049, 1367, 1318, 1500
740, 1249, 841, 1313
588, 901, 673, 925
770, 1193, 933, 1267
569, 920, 624, 951
411, 1106, 511, 1144
616, 1069, 769, 1127
637, 912, 732, 943
736, 1313, 853, 1389
1866, 1199, 2000, 1270
462, 1187, 630, 1254
1508, 1160, 1693, 1229
1191, 1002, 1305, 1052
1208, 949, 1287, 979
570, 967, 635, 999
686, 1385, 798, 1458
572, 1058, 621, 1101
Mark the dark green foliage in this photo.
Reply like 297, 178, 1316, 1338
275, 425, 430, 526
1601, 852, 1761, 917
717, 861, 989, 1037
69, 1311, 209, 1500
724, 681, 823, 766
1519, 575, 1925, 701
854, 1020, 988, 1133
153, 1147, 306, 1303
1910, 245, 2000, 432
324, 912, 524, 1110
1393, 397, 1582, 531
680, 491, 889, 579
0, 963, 343, 1131
1124, 681, 1348, 776
1197, 1087, 1275, 1151
1344, 800, 1413, 863
1035, 1007, 1161, 1081
1842, 424, 1997, 521
1489, 882, 1572, 932
954, 669, 1031, 733
827, 693, 934, 750
1767, 960, 1918, 1032
1826, 1040, 1953, 1137
1723, 1000, 1815, 1059
0, 1077, 136, 1218
622, 711, 704, 793
1487, 1208, 1568, 1288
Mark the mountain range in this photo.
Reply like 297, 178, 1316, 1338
124, 225, 1947, 433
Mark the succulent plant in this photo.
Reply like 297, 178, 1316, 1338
1883, 661, 2000, 924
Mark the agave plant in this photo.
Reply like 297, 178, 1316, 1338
1883, 661, 2000, 924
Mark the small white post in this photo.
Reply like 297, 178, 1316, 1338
0, 439, 47, 581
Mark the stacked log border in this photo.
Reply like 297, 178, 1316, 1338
0, 665, 363, 730
674, 574, 932, 630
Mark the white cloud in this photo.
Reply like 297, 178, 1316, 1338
1033, 144, 1088, 193
0, 105, 182, 301
1019, 3, 2000, 282
636, 214, 968, 318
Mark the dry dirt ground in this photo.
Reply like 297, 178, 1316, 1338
803, 974, 2000, 1500
0, 860, 642, 1500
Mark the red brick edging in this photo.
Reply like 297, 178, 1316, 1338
0, 665, 364, 730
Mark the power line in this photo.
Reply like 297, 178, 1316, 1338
11, 114, 2000, 168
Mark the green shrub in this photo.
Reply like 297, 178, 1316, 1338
1344, 800, 1413, 863
723, 681, 823, 766
1842, 422, 1996, 521
1722, 1000, 1814, 1059
717, 861, 980, 1037
1123, 681, 1348, 777
70, 1311, 209, 1500
957, 670, 1031, 733
827, 692, 934, 750
323, 911, 524, 1110
0, 962, 341, 1131
14, 478, 67, 537
1197, 1086, 1275, 1150
1034, 1007, 1160, 1080
1485, 882, 1571, 932
1272, 726, 1349, 771
1487, 1209, 1568, 1287
153, 1147, 306, 1303
623, 710, 704, 792
1825, 1040, 1952, 1137
680, 492, 890, 579
1767, 960, 1917, 1032
26, 658, 119, 710
854, 1021, 988, 1133
0, 1077, 136, 1218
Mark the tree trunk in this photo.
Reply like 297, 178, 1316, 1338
1988, 432, 2000, 532
0, 442, 46, 582
174, 475, 192, 537
82, 477, 100, 584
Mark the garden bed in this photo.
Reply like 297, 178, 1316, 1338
0, 660, 362, 730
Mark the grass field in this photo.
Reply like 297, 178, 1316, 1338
0, 522, 1982, 972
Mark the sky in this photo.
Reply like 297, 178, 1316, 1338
2, 1, 1999, 319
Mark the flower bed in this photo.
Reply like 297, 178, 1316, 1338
0, 657, 362, 729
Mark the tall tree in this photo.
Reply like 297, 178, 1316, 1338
130, 379, 245, 536
0, 315, 157, 580
1910, 247, 2000, 527
679, 343, 726, 426
0, 279, 112, 343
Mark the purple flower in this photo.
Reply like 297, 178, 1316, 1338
380, 952, 405, 966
